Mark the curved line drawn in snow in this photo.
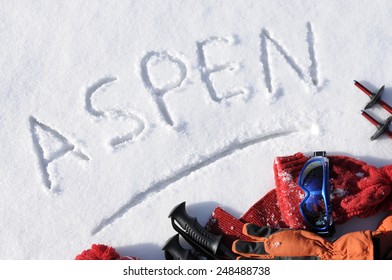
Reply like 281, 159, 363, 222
91, 129, 298, 235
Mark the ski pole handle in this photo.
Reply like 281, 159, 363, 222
169, 201, 236, 259
162, 234, 196, 260
169, 202, 222, 259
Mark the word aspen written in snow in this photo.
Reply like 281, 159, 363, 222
30, 23, 320, 191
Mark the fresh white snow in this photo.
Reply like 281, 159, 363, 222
0, 0, 391, 259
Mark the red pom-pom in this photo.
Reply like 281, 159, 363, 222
75, 244, 120, 260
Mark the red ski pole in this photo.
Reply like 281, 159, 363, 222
354, 80, 392, 114
361, 110, 392, 140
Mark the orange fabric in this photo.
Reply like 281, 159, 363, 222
258, 229, 373, 260
326, 231, 373, 260
372, 214, 392, 259
262, 230, 331, 258
233, 223, 375, 260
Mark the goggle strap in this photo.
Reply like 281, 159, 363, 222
314, 151, 326, 157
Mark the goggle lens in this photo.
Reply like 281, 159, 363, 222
298, 155, 333, 234
300, 194, 327, 227
300, 165, 323, 192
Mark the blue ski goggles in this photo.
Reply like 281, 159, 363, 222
298, 152, 335, 236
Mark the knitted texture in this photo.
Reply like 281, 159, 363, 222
205, 206, 251, 246
75, 244, 139, 260
274, 153, 392, 228
206, 190, 288, 244
75, 244, 120, 260
206, 152, 392, 243
241, 189, 287, 228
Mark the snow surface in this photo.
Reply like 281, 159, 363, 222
0, 0, 391, 259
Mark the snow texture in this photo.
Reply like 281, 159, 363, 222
0, 0, 391, 259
